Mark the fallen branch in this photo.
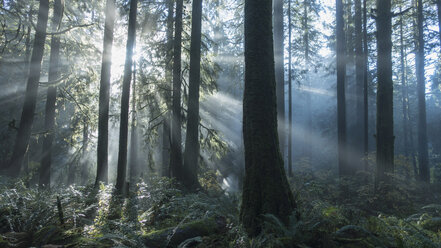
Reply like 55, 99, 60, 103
143, 216, 226, 248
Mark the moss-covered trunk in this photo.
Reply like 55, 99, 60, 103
241, 0, 296, 236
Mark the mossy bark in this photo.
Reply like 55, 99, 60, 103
241, 0, 296, 237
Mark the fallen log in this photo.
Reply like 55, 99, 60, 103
143, 216, 226, 248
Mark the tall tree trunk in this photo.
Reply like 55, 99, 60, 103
39, 0, 64, 188
363, 0, 369, 170
129, 57, 138, 182
241, 0, 295, 237
376, 0, 394, 182
416, 0, 429, 182
81, 118, 89, 184
274, 0, 285, 161
183, 0, 203, 190
399, 7, 411, 173
303, 0, 312, 161
4, 0, 49, 177
337, 0, 348, 176
162, 0, 174, 178
96, 0, 116, 185
116, 0, 138, 194
288, 0, 293, 177
355, 0, 364, 170
170, 0, 184, 180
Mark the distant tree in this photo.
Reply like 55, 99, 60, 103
274, 0, 285, 161
376, 0, 394, 182
241, 0, 296, 236
96, 0, 116, 185
162, 0, 174, 178
170, 0, 184, 180
337, 0, 348, 176
4, 0, 49, 177
355, 0, 364, 169
116, 0, 138, 194
183, 0, 203, 190
39, 0, 64, 188
288, 0, 293, 177
362, 0, 369, 170
416, 0, 429, 182
129, 58, 138, 182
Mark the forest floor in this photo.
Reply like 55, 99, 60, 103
1, 161, 441, 247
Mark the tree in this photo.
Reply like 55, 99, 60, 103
274, 0, 285, 161
129, 57, 138, 182
363, 0, 368, 170
241, 0, 296, 236
288, 0, 293, 177
115, 0, 138, 194
376, 0, 394, 182
4, 0, 49, 177
183, 0, 203, 190
39, 0, 64, 188
337, 0, 348, 176
170, 0, 184, 180
355, 0, 364, 169
162, 0, 174, 178
96, 0, 116, 185
437, 0, 441, 46
416, 0, 429, 182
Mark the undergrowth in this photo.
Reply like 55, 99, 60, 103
1, 158, 441, 248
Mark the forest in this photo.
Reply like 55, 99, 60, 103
1, 0, 441, 247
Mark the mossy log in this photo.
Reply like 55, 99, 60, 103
143, 216, 226, 248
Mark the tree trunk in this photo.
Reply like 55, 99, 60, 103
129, 59, 138, 182
96, 0, 116, 185
183, 0, 203, 190
39, 0, 64, 188
376, 0, 394, 182
116, 0, 138, 194
241, 0, 296, 236
355, 0, 364, 171
162, 0, 174, 178
416, 0, 429, 182
288, 0, 293, 177
363, 0, 369, 171
4, 0, 49, 177
81, 118, 89, 184
399, 7, 411, 174
337, 0, 348, 176
170, 0, 184, 180
303, 0, 312, 161
274, 0, 285, 162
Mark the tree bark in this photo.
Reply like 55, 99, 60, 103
4, 0, 49, 177
376, 0, 394, 182
355, 0, 364, 171
39, 0, 64, 188
116, 0, 138, 194
437, 0, 441, 47
170, 0, 184, 181
416, 0, 429, 182
363, 0, 369, 171
183, 0, 203, 190
241, 0, 296, 236
96, 0, 116, 185
274, 0, 285, 162
162, 0, 174, 178
288, 0, 293, 177
129, 57, 138, 182
337, 0, 348, 176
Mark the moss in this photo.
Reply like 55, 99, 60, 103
0, 236, 8, 248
